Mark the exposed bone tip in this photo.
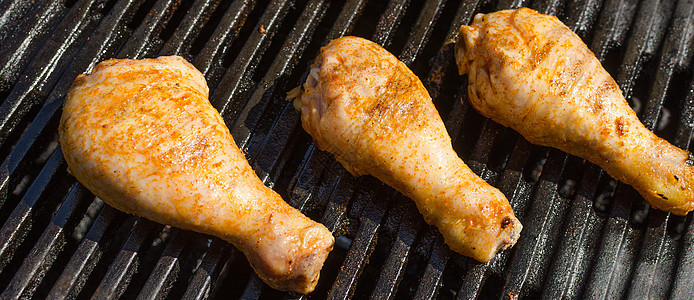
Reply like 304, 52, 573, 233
456, 25, 479, 75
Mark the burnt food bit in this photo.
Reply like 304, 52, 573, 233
501, 217, 513, 229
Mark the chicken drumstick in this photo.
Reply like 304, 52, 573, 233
297, 36, 522, 262
456, 8, 694, 215
59, 56, 333, 294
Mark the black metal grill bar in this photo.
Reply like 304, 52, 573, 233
584, 186, 640, 298
535, 0, 645, 296
671, 11, 694, 71
496, 139, 535, 221
671, 72, 694, 298
532, 2, 624, 296
259, 1, 461, 297
159, 0, 221, 56
222, 1, 418, 297
542, 164, 607, 298
627, 0, 694, 296
0, 0, 216, 297
542, 163, 605, 299
496, 0, 530, 10
642, 0, 694, 130
316, 164, 356, 232
628, 210, 677, 298
467, 121, 503, 175
585, 0, 680, 297
239, 273, 264, 299
0, 0, 48, 44
502, 150, 570, 295
530, 0, 564, 16
398, 0, 444, 71
441, 95, 470, 146
673, 212, 694, 297
47, 206, 121, 299
93, 219, 161, 299
116, 0, 183, 59
626, 15, 692, 300
138, 231, 212, 299
324, 0, 367, 43
111, 2, 259, 297
182, 239, 231, 299
137, 229, 186, 299
590, 0, 638, 61
0, 0, 106, 202
246, 102, 301, 186
370, 201, 420, 300
72, 0, 252, 296
370, 0, 409, 47
209, 0, 292, 117
455, 258, 488, 299
422, 0, 479, 121
437, 2, 567, 298
412, 233, 450, 300
286, 147, 335, 215
0, 0, 142, 148
328, 186, 392, 299
0, 0, 66, 90
0, 0, 143, 213
1, 183, 89, 298
564, 0, 603, 38
193, 0, 256, 77
0, 148, 65, 272
233, 0, 328, 157
454, 136, 534, 299
615, 0, 674, 101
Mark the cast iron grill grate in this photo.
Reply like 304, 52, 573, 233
0, 0, 693, 298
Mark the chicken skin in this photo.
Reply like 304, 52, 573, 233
59, 56, 333, 294
297, 36, 522, 262
456, 8, 694, 216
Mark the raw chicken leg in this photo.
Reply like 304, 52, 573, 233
456, 8, 694, 215
297, 36, 521, 262
59, 56, 333, 294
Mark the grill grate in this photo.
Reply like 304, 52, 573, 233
1, 0, 693, 298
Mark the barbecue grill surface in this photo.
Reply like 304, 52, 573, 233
0, 0, 693, 299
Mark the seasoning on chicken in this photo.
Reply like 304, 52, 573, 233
296, 36, 522, 262
456, 8, 694, 216
59, 56, 334, 294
